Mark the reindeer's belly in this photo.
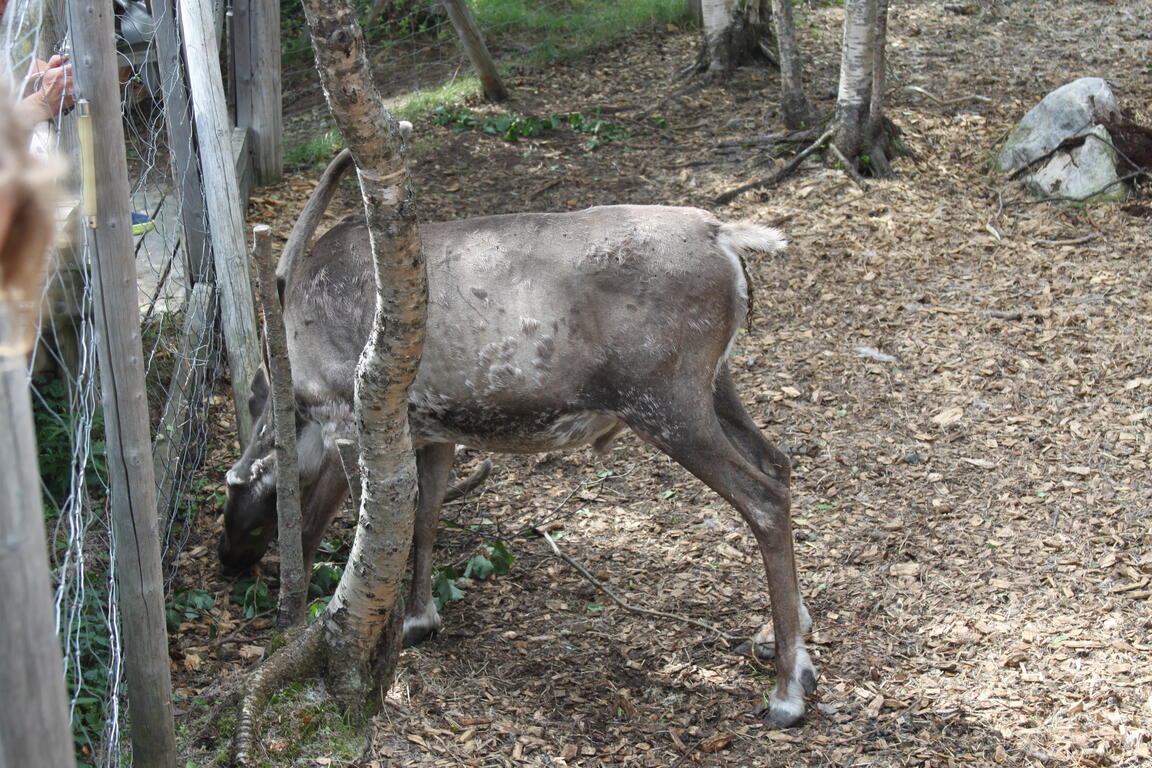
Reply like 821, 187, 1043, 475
408, 389, 623, 453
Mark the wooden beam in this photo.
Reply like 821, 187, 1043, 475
68, 0, 176, 762
180, 0, 262, 445
233, 0, 284, 185
152, 282, 216, 516
150, 0, 214, 283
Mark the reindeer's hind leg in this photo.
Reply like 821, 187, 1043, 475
404, 442, 456, 647
712, 364, 813, 637
623, 379, 816, 727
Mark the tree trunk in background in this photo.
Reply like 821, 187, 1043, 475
441, 0, 508, 102
832, 0, 897, 174
833, 0, 873, 162
697, 0, 775, 77
769, 0, 815, 129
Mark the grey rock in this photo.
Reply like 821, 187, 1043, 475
995, 78, 1121, 173
1026, 124, 1126, 203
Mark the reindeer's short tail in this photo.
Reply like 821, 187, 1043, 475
717, 221, 788, 255
715, 221, 788, 332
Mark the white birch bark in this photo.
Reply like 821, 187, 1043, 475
833, 0, 876, 162
701, 0, 737, 75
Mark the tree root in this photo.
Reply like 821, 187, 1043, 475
714, 127, 834, 204
233, 624, 324, 767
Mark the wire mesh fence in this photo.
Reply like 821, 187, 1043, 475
3, 0, 691, 763
3, 1, 223, 764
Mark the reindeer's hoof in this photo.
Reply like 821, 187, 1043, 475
754, 697, 807, 729
402, 603, 442, 647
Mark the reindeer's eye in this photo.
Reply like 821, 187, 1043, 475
248, 527, 264, 537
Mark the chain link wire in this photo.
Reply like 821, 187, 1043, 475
3, 1, 685, 763
4, 1, 224, 764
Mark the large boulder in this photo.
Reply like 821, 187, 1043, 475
995, 78, 1121, 173
1025, 124, 1126, 203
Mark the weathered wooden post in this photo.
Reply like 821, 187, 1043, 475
180, 0, 262, 445
67, 0, 177, 763
151, 0, 213, 283
0, 83, 77, 768
233, 0, 283, 185
251, 224, 306, 626
441, 0, 508, 102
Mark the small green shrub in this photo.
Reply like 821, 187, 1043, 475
231, 577, 276, 619
167, 588, 215, 632
433, 541, 514, 610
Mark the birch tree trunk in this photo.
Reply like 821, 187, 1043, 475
232, 0, 424, 759
769, 0, 815, 129
832, 0, 898, 174
833, 0, 874, 163
301, 0, 424, 707
695, 0, 775, 77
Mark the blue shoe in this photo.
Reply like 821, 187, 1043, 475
132, 211, 154, 236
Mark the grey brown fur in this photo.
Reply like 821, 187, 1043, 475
220, 151, 816, 726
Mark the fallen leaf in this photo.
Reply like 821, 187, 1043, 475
700, 733, 733, 753
238, 644, 264, 662
932, 406, 965, 427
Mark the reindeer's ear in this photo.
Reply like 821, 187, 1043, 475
248, 368, 269, 418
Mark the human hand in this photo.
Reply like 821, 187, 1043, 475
24, 56, 74, 122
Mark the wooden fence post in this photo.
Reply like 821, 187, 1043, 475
233, 0, 283, 186
68, 0, 177, 763
151, 0, 214, 283
180, 0, 263, 445
0, 88, 76, 768
252, 225, 306, 626
441, 0, 508, 102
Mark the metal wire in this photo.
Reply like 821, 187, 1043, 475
4, 0, 224, 764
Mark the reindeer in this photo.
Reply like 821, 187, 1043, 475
220, 150, 816, 726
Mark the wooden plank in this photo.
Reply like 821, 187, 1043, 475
180, 0, 262, 446
150, 0, 214, 283
0, 106, 76, 768
68, 1, 176, 762
441, 0, 508, 102
233, 125, 255, 204
252, 225, 306, 626
233, 0, 283, 185
152, 282, 216, 516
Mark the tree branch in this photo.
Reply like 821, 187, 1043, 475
536, 528, 742, 645
714, 127, 834, 204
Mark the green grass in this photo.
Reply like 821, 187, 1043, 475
471, 0, 693, 63
284, 129, 345, 170
396, 75, 482, 122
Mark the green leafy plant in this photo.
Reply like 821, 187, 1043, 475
31, 376, 107, 516
432, 542, 514, 610
64, 577, 116, 765
231, 577, 276, 619
166, 588, 215, 632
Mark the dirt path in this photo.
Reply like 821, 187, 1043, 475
176, 2, 1151, 765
